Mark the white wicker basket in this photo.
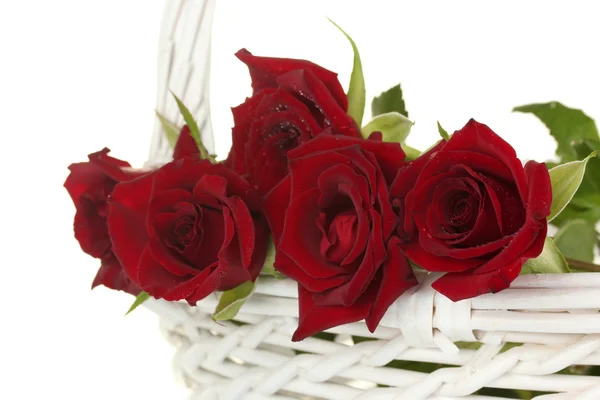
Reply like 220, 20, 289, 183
147, 1, 600, 399
145, 273, 600, 400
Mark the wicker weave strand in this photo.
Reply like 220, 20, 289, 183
145, 272, 600, 399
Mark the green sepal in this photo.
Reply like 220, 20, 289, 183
328, 19, 365, 127
212, 281, 255, 321
155, 111, 181, 149
521, 237, 570, 274
125, 291, 150, 316
361, 112, 413, 143
171, 92, 216, 162
260, 239, 285, 279
437, 121, 450, 140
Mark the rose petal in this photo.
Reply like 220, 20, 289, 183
391, 140, 446, 238
312, 210, 386, 306
426, 177, 481, 238
245, 218, 269, 280
226, 90, 272, 175
151, 158, 213, 194
276, 69, 360, 137
432, 258, 523, 301
288, 134, 405, 184
365, 239, 417, 331
91, 253, 141, 296
335, 145, 378, 205
292, 286, 371, 341
147, 189, 193, 237
235, 48, 349, 111
173, 125, 201, 160
280, 188, 345, 278
263, 176, 291, 242
468, 162, 550, 276
523, 160, 552, 222
360, 148, 398, 238
221, 196, 255, 268
402, 242, 483, 272
148, 235, 199, 277
274, 251, 349, 292
73, 201, 112, 258
186, 207, 227, 270
414, 151, 513, 189
137, 245, 189, 299
108, 173, 155, 282
442, 119, 529, 204
88, 148, 141, 182
317, 166, 371, 266
289, 150, 350, 199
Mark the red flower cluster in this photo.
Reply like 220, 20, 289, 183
65, 51, 551, 341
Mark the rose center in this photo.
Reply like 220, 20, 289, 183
174, 215, 197, 246
167, 203, 204, 252
320, 210, 358, 264
446, 193, 477, 230
272, 122, 301, 151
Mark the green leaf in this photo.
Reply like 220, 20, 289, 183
125, 291, 150, 316
513, 102, 599, 162
402, 144, 421, 161
371, 84, 408, 118
260, 239, 285, 279
328, 19, 365, 127
521, 237, 570, 274
569, 139, 600, 209
548, 151, 598, 221
551, 203, 600, 226
212, 281, 255, 321
171, 92, 215, 162
155, 111, 181, 149
437, 121, 450, 140
361, 112, 413, 143
554, 219, 596, 263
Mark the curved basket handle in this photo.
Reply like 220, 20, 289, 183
148, 0, 217, 164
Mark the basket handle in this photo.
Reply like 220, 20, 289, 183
148, 0, 217, 164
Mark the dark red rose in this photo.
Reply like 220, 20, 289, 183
264, 134, 417, 341
225, 49, 362, 195
65, 127, 199, 295
64, 148, 147, 295
108, 157, 269, 304
391, 119, 551, 301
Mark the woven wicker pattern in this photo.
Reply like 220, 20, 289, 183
145, 273, 600, 399
147, 0, 216, 167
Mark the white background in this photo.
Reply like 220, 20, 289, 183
1, 0, 599, 399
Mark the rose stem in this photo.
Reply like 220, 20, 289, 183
564, 257, 600, 272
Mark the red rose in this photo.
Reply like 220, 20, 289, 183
225, 49, 362, 195
265, 134, 417, 341
64, 148, 147, 295
65, 127, 199, 295
391, 119, 551, 301
108, 157, 269, 304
